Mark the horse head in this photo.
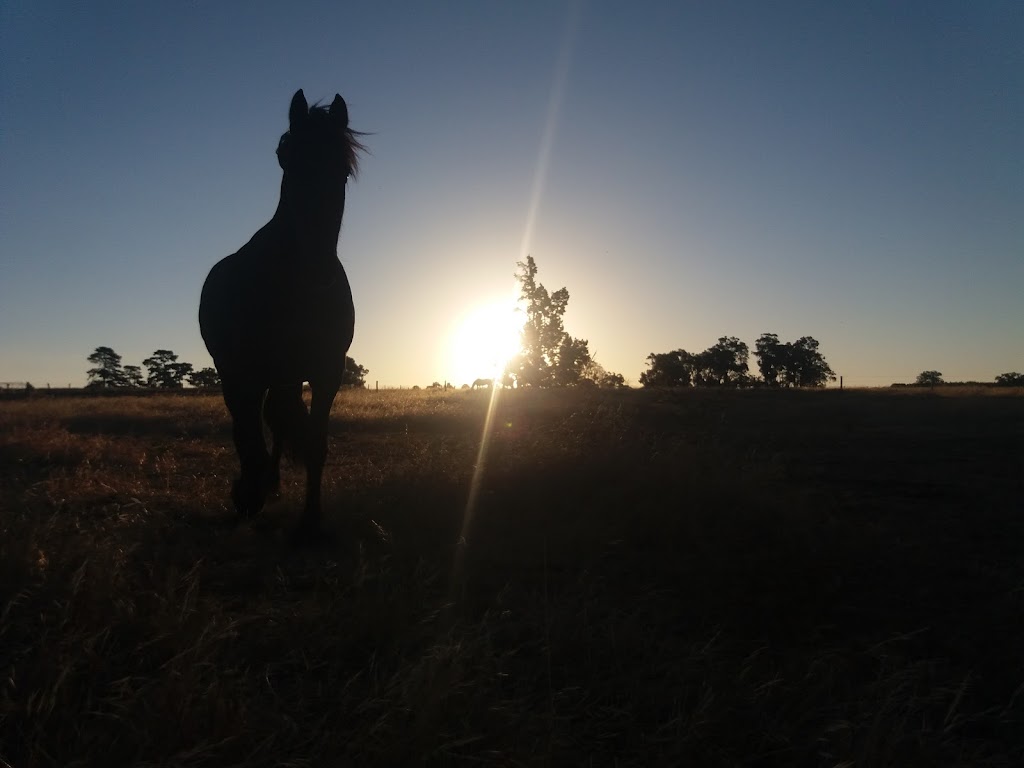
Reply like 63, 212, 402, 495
275, 89, 365, 216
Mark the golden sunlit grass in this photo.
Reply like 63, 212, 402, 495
1, 387, 1022, 766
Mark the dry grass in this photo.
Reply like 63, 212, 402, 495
1, 387, 1022, 766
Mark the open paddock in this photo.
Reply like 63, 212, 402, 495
1, 387, 1021, 766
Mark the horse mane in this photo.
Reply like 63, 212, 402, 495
280, 102, 368, 179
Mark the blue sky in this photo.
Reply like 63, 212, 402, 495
2, 1, 1021, 387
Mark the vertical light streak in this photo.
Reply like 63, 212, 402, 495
450, 1, 582, 601
520, 0, 582, 262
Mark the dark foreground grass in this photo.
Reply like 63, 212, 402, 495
1, 387, 1021, 766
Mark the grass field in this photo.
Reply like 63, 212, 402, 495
1, 387, 1021, 767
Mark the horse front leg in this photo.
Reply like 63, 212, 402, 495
293, 378, 340, 538
223, 382, 271, 518
264, 383, 308, 496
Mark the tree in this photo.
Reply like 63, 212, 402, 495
692, 336, 749, 386
641, 338, 751, 388
995, 372, 1024, 387
342, 356, 368, 387
639, 349, 697, 387
754, 333, 784, 386
188, 367, 221, 388
786, 336, 836, 387
753, 333, 835, 388
915, 370, 944, 386
122, 365, 146, 387
553, 335, 592, 386
581, 360, 628, 388
86, 346, 126, 388
143, 349, 193, 388
508, 255, 593, 387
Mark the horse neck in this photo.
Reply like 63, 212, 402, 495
272, 178, 346, 257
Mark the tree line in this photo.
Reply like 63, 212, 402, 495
86, 347, 368, 389
910, 370, 1024, 387
83, 255, 1020, 392
639, 334, 835, 388
508, 256, 834, 389
505, 256, 1021, 390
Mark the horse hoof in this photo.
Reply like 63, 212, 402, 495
232, 481, 266, 519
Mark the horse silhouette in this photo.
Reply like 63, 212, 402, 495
199, 89, 365, 537
472, 378, 493, 390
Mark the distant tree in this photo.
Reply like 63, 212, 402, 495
915, 370, 944, 387
86, 346, 126, 388
754, 333, 835, 388
171, 363, 194, 387
508, 255, 592, 387
188, 367, 221, 388
754, 333, 784, 386
122, 365, 146, 388
342, 356, 368, 387
995, 372, 1024, 387
600, 371, 627, 388
553, 336, 593, 386
143, 349, 193, 388
639, 349, 697, 387
581, 360, 628, 388
642, 338, 751, 388
786, 336, 836, 387
693, 336, 749, 386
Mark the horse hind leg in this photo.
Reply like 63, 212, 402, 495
263, 383, 309, 494
223, 383, 273, 518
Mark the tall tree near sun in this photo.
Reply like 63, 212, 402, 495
508, 255, 592, 387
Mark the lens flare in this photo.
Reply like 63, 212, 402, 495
449, 2, 581, 602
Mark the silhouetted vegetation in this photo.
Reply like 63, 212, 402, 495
342, 356, 369, 388
86, 345, 127, 388
85, 346, 365, 392
754, 333, 836, 387
506, 255, 625, 388
641, 333, 836, 388
1, 388, 1021, 766
891, 372, 1024, 388
638, 338, 752, 388
995, 371, 1023, 386
188, 366, 222, 388
143, 349, 194, 388
916, 370, 945, 386
581, 360, 628, 388
122, 364, 146, 387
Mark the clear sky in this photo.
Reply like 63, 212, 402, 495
2, 1, 1021, 388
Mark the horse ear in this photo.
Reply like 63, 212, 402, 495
329, 94, 349, 127
289, 89, 308, 129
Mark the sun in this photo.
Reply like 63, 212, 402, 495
448, 298, 523, 387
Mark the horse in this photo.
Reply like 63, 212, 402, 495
471, 378, 493, 390
198, 89, 365, 538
